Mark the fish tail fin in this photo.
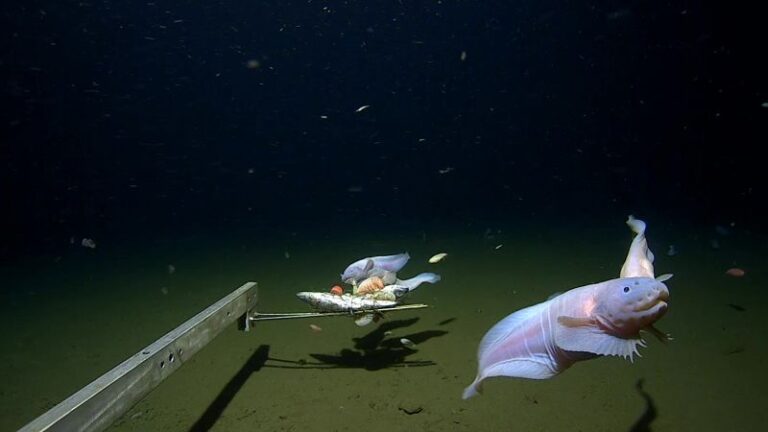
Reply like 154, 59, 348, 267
626, 215, 647, 236
398, 272, 441, 291
462, 379, 483, 400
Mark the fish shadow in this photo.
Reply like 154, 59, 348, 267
268, 318, 449, 371
352, 317, 420, 351
628, 378, 658, 432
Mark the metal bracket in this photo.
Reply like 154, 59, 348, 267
246, 303, 429, 323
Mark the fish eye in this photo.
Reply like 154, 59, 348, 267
623, 286, 630, 293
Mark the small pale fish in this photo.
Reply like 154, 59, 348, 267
428, 252, 448, 263
309, 324, 323, 332
400, 338, 417, 349
355, 105, 370, 112
495, 244, 503, 250
341, 252, 410, 284
725, 268, 745, 277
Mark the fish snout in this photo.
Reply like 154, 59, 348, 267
656, 283, 670, 302
632, 285, 670, 313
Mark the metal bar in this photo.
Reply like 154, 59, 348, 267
249, 303, 429, 321
19, 281, 258, 432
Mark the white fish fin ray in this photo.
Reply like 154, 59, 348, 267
477, 302, 551, 362
555, 317, 644, 360
656, 273, 673, 282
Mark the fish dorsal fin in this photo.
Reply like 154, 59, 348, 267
555, 315, 645, 361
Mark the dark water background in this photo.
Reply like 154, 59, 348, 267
3, 0, 766, 258
1, 1, 766, 431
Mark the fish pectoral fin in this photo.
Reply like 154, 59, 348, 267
557, 316, 595, 327
363, 259, 375, 273
644, 324, 673, 343
655, 273, 674, 282
555, 316, 644, 361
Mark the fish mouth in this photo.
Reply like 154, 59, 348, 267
634, 285, 670, 312
631, 299, 669, 326
634, 298, 668, 312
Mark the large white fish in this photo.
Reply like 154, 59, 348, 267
462, 217, 671, 399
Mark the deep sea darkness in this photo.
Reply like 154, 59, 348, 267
2, 0, 765, 262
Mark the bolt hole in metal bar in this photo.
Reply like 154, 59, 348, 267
19, 281, 258, 432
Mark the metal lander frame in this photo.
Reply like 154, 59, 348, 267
19, 282, 427, 432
